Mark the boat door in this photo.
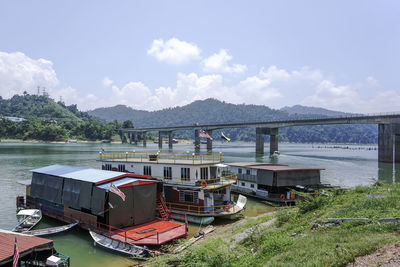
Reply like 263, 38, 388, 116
204, 192, 213, 212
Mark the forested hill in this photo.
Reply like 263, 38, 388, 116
281, 105, 351, 117
89, 99, 378, 144
0, 94, 89, 122
0, 94, 120, 141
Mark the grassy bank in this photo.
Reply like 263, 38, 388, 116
149, 183, 400, 266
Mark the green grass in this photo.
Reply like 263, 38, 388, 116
149, 183, 400, 267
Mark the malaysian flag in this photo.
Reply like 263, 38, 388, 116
199, 129, 213, 140
13, 237, 19, 267
109, 184, 126, 201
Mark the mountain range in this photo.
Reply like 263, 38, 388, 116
88, 99, 378, 144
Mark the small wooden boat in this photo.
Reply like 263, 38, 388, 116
24, 221, 78, 237
12, 209, 42, 233
89, 231, 152, 258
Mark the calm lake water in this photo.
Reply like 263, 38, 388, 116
0, 141, 396, 266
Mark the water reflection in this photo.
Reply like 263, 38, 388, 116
378, 162, 400, 184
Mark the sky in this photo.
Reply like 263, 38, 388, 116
0, 1, 399, 113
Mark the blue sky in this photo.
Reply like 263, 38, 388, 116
0, 0, 399, 112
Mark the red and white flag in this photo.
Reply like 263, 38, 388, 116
199, 129, 213, 140
13, 237, 19, 267
109, 184, 126, 201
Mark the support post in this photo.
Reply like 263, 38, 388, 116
168, 131, 173, 149
269, 128, 279, 156
206, 130, 213, 151
194, 129, 200, 150
158, 131, 163, 149
134, 132, 138, 145
256, 127, 265, 155
129, 132, 132, 144
142, 132, 147, 147
393, 124, 400, 163
378, 124, 393, 163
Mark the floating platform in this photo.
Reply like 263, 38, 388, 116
108, 219, 187, 245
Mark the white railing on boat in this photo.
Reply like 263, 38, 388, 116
99, 151, 223, 164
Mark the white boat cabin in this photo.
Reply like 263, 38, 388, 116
99, 152, 237, 217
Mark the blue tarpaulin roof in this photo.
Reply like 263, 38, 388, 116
31, 164, 127, 184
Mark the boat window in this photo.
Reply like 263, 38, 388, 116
200, 167, 208, 180
144, 166, 152, 176
118, 164, 126, 172
105, 164, 112, 171
238, 168, 242, 174
213, 188, 226, 194
241, 182, 245, 187
246, 169, 251, 175
179, 191, 198, 203
181, 168, 190, 181
250, 184, 254, 188
164, 167, 172, 179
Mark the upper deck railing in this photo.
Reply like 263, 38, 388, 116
99, 151, 223, 164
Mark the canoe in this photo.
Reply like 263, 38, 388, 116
89, 231, 152, 258
172, 213, 214, 225
12, 209, 42, 233
24, 221, 78, 237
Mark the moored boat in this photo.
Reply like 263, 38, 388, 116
89, 231, 152, 258
24, 221, 78, 237
12, 209, 42, 233
99, 151, 247, 224
22, 164, 188, 245
227, 162, 324, 203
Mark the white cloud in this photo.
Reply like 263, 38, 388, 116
51, 86, 106, 111
201, 49, 247, 74
0, 51, 59, 98
302, 80, 358, 110
259, 66, 290, 81
102, 76, 113, 87
147, 38, 201, 64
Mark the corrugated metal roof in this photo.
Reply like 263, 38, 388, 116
97, 177, 142, 190
31, 164, 126, 183
62, 169, 126, 183
31, 164, 85, 176
0, 230, 53, 262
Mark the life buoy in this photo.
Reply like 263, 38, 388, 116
280, 194, 285, 201
235, 176, 238, 183
201, 180, 207, 188
224, 205, 230, 211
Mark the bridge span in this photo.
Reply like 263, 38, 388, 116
118, 113, 400, 163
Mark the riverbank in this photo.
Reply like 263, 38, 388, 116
148, 183, 400, 266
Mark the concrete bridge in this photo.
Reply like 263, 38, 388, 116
118, 113, 400, 163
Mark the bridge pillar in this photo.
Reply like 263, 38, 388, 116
128, 132, 132, 144
142, 132, 147, 146
158, 131, 163, 149
378, 124, 393, 163
256, 127, 278, 155
270, 128, 279, 155
206, 130, 213, 151
134, 132, 138, 145
168, 131, 173, 149
120, 131, 127, 144
256, 128, 265, 154
194, 129, 200, 150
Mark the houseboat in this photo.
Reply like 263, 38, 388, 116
0, 229, 70, 266
227, 162, 323, 203
21, 164, 187, 246
99, 152, 247, 225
